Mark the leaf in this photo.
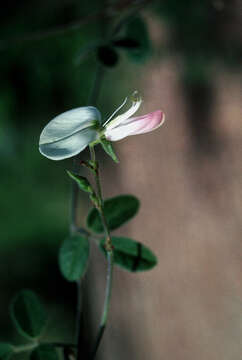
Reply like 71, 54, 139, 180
100, 237, 157, 272
100, 137, 119, 163
10, 290, 47, 339
112, 38, 140, 49
30, 345, 58, 360
124, 16, 152, 63
67, 171, 94, 194
87, 195, 140, 233
59, 235, 90, 282
0, 343, 14, 360
97, 46, 119, 67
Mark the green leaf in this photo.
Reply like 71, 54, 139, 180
30, 345, 58, 360
59, 235, 90, 282
67, 171, 94, 194
87, 195, 140, 233
100, 237, 157, 272
10, 290, 47, 339
0, 343, 14, 360
100, 137, 119, 163
124, 16, 152, 63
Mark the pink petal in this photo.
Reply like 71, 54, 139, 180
105, 110, 165, 141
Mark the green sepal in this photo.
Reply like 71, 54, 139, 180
0, 343, 14, 360
10, 290, 47, 339
67, 171, 94, 194
59, 235, 90, 282
100, 137, 119, 163
100, 236, 158, 272
87, 195, 139, 233
30, 345, 58, 360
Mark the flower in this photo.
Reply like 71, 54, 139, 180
39, 92, 165, 160
103, 92, 165, 141
39, 107, 101, 160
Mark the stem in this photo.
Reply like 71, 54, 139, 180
91, 251, 113, 360
89, 146, 114, 360
76, 51, 106, 360
88, 64, 105, 107
13, 342, 38, 353
48, 342, 77, 348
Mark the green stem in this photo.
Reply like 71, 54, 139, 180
14, 342, 77, 354
76, 65, 106, 360
88, 64, 105, 107
13, 342, 38, 353
89, 146, 114, 360
91, 251, 113, 360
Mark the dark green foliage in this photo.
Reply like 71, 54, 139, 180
100, 137, 119, 163
97, 46, 119, 67
30, 345, 58, 360
100, 236, 157, 272
123, 16, 152, 63
10, 290, 47, 339
0, 343, 13, 360
112, 38, 140, 49
59, 235, 90, 281
87, 195, 140, 233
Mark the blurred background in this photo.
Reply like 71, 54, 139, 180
0, 0, 242, 359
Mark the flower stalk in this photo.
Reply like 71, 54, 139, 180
89, 145, 114, 359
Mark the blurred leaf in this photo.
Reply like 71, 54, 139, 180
100, 137, 119, 163
59, 235, 90, 282
112, 38, 140, 49
87, 195, 139, 233
67, 171, 94, 194
100, 236, 158, 272
10, 290, 47, 339
30, 345, 58, 360
0, 343, 13, 360
97, 46, 119, 67
124, 16, 152, 63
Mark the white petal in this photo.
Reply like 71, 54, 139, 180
106, 92, 142, 131
39, 128, 98, 160
105, 110, 165, 141
102, 96, 128, 127
39, 106, 101, 145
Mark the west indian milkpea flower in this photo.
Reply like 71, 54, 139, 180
39, 92, 165, 160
